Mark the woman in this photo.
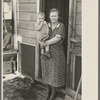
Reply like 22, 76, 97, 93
40, 8, 65, 100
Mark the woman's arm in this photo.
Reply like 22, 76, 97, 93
46, 36, 61, 45
39, 36, 61, 47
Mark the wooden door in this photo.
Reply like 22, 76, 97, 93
14, 0, 40, 78
67, 0, 82, 91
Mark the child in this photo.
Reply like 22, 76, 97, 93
35, 12, 50, 58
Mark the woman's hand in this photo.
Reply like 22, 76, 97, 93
39, 41, 47, 48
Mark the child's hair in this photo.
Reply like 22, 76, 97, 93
38, 12, 45, 18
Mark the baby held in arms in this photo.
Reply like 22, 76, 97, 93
35, 12, 50, 59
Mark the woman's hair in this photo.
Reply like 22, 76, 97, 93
49, 8, 60, 17
38, 12, 45, 18
49, 8, 61, 21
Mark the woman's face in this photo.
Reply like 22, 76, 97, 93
49, 11, 59, 23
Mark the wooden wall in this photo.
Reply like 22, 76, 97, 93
66, 0, 82, 91
75, 0, 82, 53
16, 0, 39, 76
17, 0, 37, 44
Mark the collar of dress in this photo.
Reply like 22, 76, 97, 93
48, 22, 61, 28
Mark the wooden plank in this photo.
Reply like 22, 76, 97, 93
17, 12, 37, 21
12, 0, 18, 49
72, 54, 76, 89
75, 25, 81, 36
18, 0, 36, 3
17, 28, 37, 38
76, 1, 82, 13
75, 47, 81, 53
70, 48, 81, 56
73, 0, 77, 33
18, 21, 36, 30
74, 35, 81, 43
35, 42, 40, 78
18, 42, 22, 72
76, 14, 81, 24
65, 87, 81, 100
77, 0, 81, 1
70, 53, 74, 89
21, 37, 37, 45
17, 4, 37, 12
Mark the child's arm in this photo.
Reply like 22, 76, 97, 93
35, 21, 43, 31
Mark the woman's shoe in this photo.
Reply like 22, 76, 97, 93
48, 87, 57, 100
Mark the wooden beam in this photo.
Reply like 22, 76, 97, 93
17, 21, 35, 30
17, 42, 22, 72
18, 0, 36, 3
17, 29, 37, 38
17, 4, 37, 12
17, 12, 37, 21
35, 42, 39, 78
21, 37, 37, 46
12, 0, 18, 49
72, 54, 75, 89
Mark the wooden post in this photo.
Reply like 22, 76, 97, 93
66, 0, 74, 90
12, 0, 18, 49
35, 42, 39, 78
72, 54, 76, 89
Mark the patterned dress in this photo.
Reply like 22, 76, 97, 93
41, 22, 66, 87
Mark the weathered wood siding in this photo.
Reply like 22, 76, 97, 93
17, 0, 37, 44
16, 0, 39, 75
67, 0, 82, 91
75, 0, 82, 52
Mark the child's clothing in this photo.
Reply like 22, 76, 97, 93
35, 21, 50, 58
35, 21, 49, 42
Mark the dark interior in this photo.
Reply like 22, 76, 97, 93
41, 0, 69, 63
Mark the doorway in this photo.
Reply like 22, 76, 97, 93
40, 0, 69, 62
39, 0, 69, 87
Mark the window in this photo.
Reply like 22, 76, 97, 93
3, 0, 13, 51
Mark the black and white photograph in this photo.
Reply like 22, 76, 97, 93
2, 0, 83, 100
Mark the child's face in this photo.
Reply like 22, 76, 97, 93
38, 15, 44, 22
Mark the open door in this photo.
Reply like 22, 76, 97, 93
67, 0, 82, 91
14, 0, 40, 78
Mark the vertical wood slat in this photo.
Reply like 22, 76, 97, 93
66, 0, 74, 90
76, 14, 81, 25
70, 53, 74, 88
18, 42, 21, 72
73, 0, 77, 36
35, 42, 39, 78
76, 1, 81, 13
72, 54, 76, 89
12, 0, 18, 49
